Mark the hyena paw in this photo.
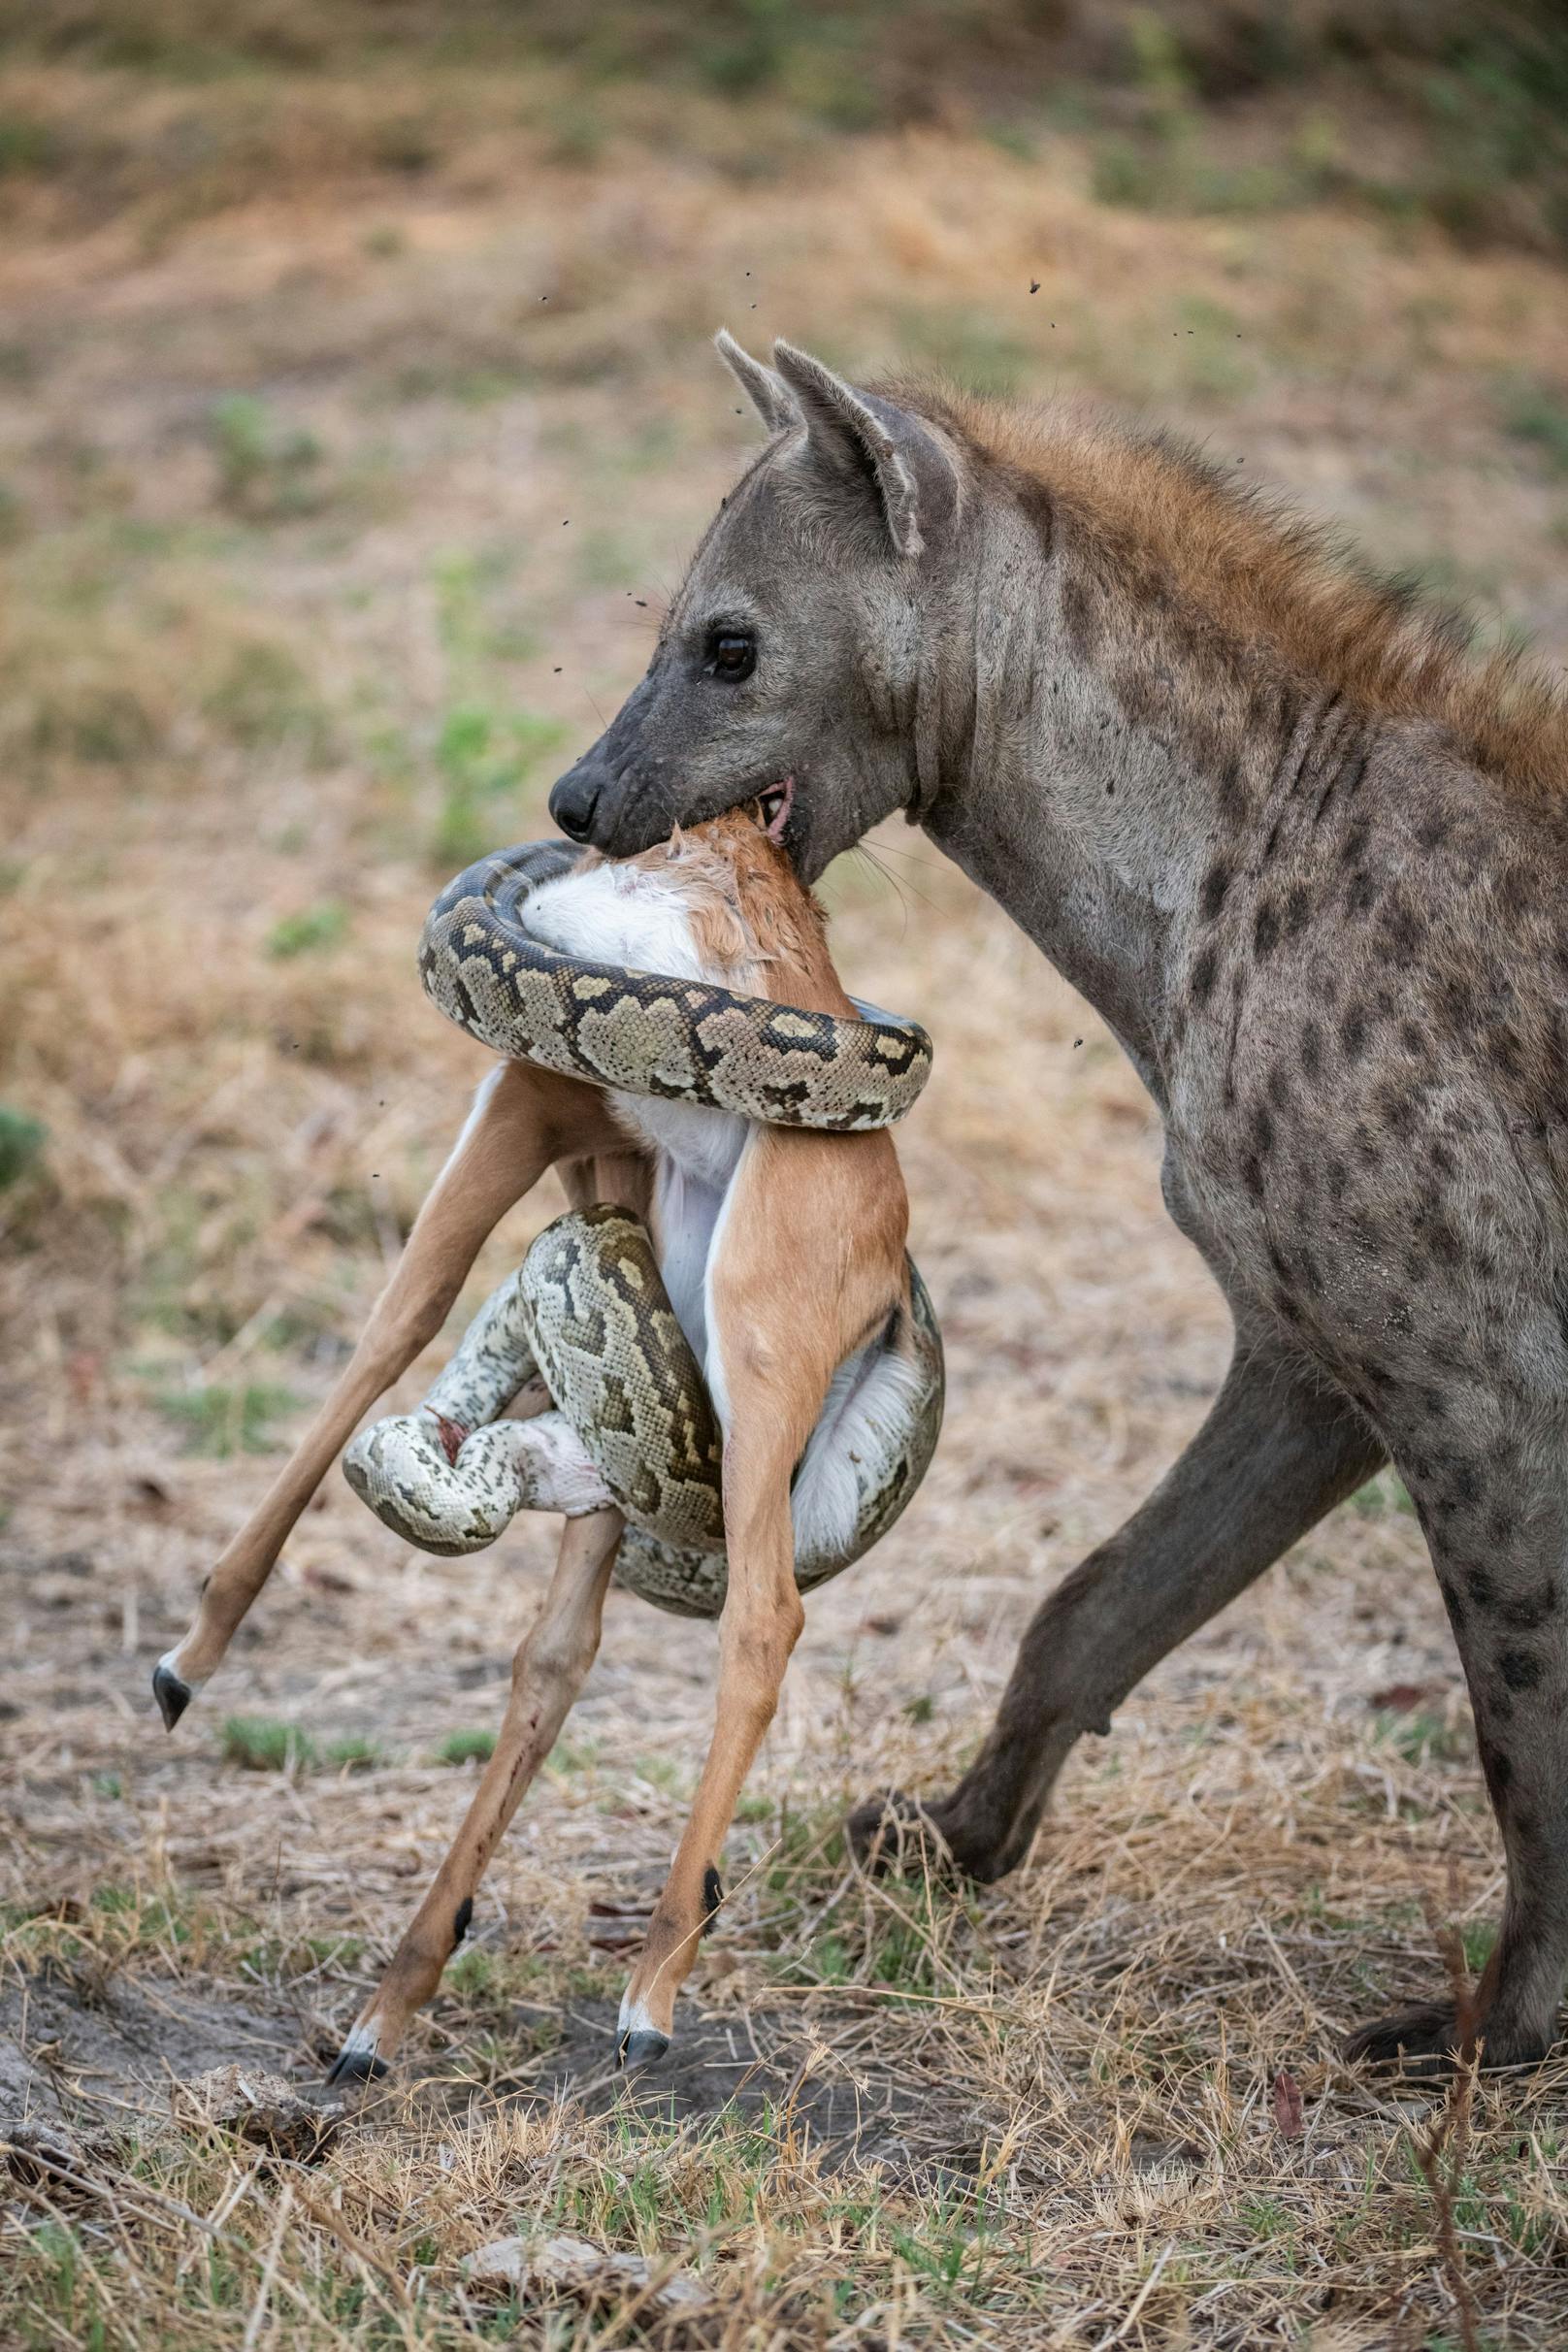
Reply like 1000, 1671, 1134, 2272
1344, 2000, 1551, 2076
846, 1789, 1009, 1883
847, 1790, 949, 1878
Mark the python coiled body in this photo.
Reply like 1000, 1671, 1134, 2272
343, 842, 943, 1619
418, 841, 932, 1130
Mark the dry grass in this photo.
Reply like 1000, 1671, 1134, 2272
6, 29, 1568, 2349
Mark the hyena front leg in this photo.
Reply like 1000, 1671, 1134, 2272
1347, 1433, 1568, 2074
328, 1505, 624, 2084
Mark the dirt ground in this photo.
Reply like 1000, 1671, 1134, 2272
7, 20, 1568, 2348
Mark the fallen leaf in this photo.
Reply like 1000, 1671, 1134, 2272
1272, 2067, 1304, 2141
586, 1897, 650, 1948
1369, 1682, 1433, 1713
302, 1563, 355, 1592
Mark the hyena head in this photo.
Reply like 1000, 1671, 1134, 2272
548, 334, 964, 881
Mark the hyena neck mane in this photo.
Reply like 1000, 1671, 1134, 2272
892, 384, 1568, 1088
919, 384, 1568, 800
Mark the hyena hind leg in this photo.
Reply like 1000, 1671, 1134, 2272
1346, 1436, 1568, 2075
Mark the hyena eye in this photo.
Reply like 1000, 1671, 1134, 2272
706, 631, 756, 682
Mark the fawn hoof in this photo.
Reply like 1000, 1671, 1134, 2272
326, 2046, 389, 2087
326, 2029, 390, 2087
152, 1661, 193, 1732
618, 2027, 670, 2073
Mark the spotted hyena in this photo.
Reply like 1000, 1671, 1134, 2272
547, 330, 1568, 2073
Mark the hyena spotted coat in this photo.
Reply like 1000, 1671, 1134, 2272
549, 333, 1568, 2073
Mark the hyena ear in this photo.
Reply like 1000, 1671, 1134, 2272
770, 339, 955, 559
715, 329, 798, 436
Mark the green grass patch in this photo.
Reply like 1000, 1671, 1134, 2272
444, 1948, 499, 2002
762, 1802, 847, 1899
322, 1734, 386, 1772
220, 1715, 317, 1772
429, 703, 567, 870
1371, 1706, 1473, 1767
266, 898, 350, 959
152, 1382, 302, 1456
433, 1727, 497, 1766
202, 637, 332, 759
1460, 1919, 1498, 1975
0, 1104, 46, 1191
4, 1884, 207, 1977
208, 393, 328, 519
1350, 1470, 1418, 1519
241, 1929, 365, 1982
1505, 382, 1568, 475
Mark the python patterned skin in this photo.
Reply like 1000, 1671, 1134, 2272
418, 839, 932, 1129
344, 846, 944, 1617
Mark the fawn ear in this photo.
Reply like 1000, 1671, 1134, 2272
715, 329, 797, 436
770, 340, 955, 559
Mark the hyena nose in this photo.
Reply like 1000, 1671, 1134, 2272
549, 761, 603, 843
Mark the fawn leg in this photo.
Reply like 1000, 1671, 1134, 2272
155, 1061, 618, 1726
328, 1505, 624, 2083
613, 1128, 875, 2067
849, 1325, 1385, 1881
615, 1416, 807, 2068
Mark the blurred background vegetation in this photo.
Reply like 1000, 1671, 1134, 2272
5, 0, 1568, 1418
2, 1, 1567, 252
2, 0, 1567, 1381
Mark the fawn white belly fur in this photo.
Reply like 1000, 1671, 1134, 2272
523, 859, 917, 1562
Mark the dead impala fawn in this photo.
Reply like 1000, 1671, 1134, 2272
155, 806, 938, 2074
